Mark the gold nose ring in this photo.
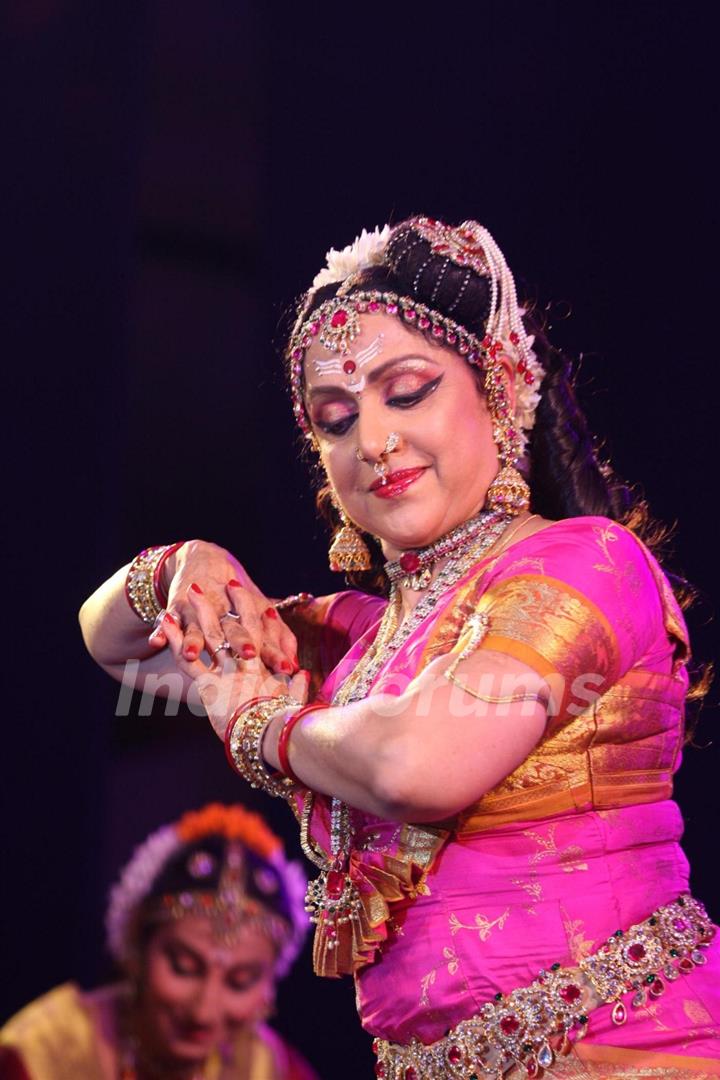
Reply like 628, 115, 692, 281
356, 432, 400, 475
373, 432, 401, 485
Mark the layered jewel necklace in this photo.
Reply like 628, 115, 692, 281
384, 507, 505, 590
302, 511, 514, 963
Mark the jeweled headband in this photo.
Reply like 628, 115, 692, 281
287, 216, 545, 466
106, 804, 308, 977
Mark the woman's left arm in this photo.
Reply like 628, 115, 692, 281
163, 587, 547, 820
235, 648, 547, 821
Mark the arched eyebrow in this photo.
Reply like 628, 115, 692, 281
305, 353, 439, 401
165, 939, 205, 965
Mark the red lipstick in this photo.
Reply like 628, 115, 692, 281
370, 467, 427, 498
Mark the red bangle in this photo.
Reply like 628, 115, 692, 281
153, 541, 185, 607
276, 702, 329, 784
224, 696, 276, 772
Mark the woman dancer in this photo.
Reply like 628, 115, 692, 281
80, 217, 719, 1077
1, 803, 317, 1079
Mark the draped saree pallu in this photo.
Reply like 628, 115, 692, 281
295, 518, 720, 1078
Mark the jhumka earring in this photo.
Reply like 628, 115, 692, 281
485, 464, 531, 515
483, 353, 531, 515
328, 502, 372, 573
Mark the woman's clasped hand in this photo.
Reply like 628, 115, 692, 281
156, 566, 310, 740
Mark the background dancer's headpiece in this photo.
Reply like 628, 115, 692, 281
106, 803, 308, 976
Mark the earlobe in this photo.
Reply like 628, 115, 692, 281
498, 355, 517, 414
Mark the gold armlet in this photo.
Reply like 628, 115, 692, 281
444, 669, 541, 705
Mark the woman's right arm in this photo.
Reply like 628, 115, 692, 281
79, 540, 385, 703
78, 541, 299, 701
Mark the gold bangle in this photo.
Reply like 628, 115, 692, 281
125, 543, 182, 624
273, 592, 314, 611
226, 696, 298, 799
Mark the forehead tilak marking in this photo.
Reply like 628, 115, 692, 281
311, 333, 385, 378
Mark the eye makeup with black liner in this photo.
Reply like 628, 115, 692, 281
314, 412, 358, 437
311, 372, 445, 437
386, 373, 444, 409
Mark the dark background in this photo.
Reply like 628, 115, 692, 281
3, 3, 718, 1077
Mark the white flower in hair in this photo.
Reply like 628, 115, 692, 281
312, 224, 391, 290
106, 824, 179, 964
513, 333, 544, 446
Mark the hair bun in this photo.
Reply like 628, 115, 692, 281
385, 219, 492, 336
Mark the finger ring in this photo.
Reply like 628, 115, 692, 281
221, 610, 242, 621
153, 609, 167, 630
212, 641, 232, 656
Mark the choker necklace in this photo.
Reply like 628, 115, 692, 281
384, 508, 506, 590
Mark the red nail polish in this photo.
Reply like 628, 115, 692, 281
292, 656, 300, 673
185, 647, 198, 659
241, 644, 257, 659
265, 607, 278, 620
190, 583, 203, 595
164, 612, 176, 625
280, 660, 292, 674
228, 579, 242, 588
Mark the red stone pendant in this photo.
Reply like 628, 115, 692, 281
325, 869, 346, 900
399, 551, 420, 573
611, 1001, 627, 1025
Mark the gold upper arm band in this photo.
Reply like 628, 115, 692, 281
444, 669, 543, 705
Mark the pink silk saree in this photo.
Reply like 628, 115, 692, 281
301, 517, 720, 1074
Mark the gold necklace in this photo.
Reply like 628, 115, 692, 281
335, 514, 512, 707
301, 514, 516, 957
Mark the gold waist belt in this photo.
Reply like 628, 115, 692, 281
372, 894, 714, 1080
